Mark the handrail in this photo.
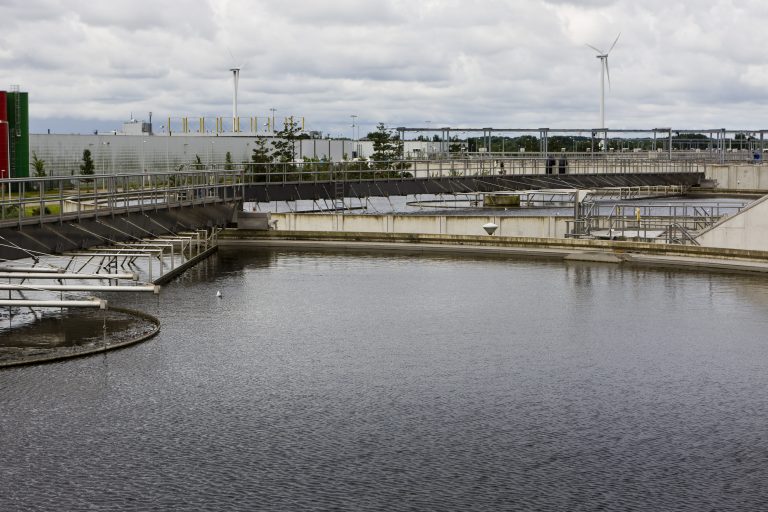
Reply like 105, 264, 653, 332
0, 169, 245, 227
1, 159, 705, 228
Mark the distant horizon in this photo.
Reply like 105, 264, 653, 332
28, 116, 768, 138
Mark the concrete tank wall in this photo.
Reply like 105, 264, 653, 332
705, 164, 768, 190
272, 213, 570, 238
696, 194, 768, 251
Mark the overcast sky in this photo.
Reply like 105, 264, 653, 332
3, 0, 768, 136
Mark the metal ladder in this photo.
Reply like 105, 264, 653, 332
10, 85, 21, 137
333, 180, 345, 211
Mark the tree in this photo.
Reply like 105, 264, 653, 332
271, 117, 303, 163
224, 151, 233, 170
367, 123, 401, 170
251, 136, 272, 164
80, 149, 95, 175
193, 155, 204, 170
514, 135, 540, 153
448, 136, 464, 156
31, 152, 46, 177
250, 135, 272, 182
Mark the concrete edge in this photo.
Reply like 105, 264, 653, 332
218, 230, 768, 274
0, 307, 161, 369
695, 192, 768, 238
219, 229, 768, 260
153, 245, 219, 285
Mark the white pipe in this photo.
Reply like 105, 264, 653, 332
0, 284, 159, 294
0, 266, 65, 273
71, 247, 165, 253
0, 299, 107, 309
1, 272, 138, 280
64, 250, 162, 256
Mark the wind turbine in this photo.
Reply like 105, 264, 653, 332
587, 33, 620, 133
230, 66, 241, 133
228, 49, 243, 133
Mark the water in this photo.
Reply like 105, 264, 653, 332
2, 248, 768, 511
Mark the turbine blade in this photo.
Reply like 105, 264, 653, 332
608, 32, 621, 54
586, 43, 604, 54
605, 58, 611, 90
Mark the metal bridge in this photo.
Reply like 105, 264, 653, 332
238, 156, 704, 202
0, 156, 705, 259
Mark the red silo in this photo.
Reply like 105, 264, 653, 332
0, 91, 8, 179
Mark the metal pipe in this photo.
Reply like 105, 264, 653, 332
64, 250, 163, 256
1, 272, 138, 280
0, 299, 107, 308
0, 266, 65, 273
0, 284, 159, 293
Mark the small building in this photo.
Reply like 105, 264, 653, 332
121, 119, 153, 136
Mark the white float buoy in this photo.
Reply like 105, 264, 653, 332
482, 222, 498, 235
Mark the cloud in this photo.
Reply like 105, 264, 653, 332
2, 0, 768, 136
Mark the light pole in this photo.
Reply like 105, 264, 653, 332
141, 140, 147, 173
424, 121, 431, 156
269, 108, 276, 132
141, 139, 148, 187
101, 140, 110, 173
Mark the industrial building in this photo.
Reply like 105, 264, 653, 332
0, 87, 29, 179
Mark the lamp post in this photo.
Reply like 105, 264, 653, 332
141, 140, 147, 173
269, 108, 276, 133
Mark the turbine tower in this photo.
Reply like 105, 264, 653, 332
587, 33, 620, 132
230, 67, 240, 133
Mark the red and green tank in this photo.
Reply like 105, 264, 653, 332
5, 91, 30, 178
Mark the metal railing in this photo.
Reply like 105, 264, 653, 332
1, 158, 706, 228
223, 157, 702, 182
0, 169, 245, 228
566, 201, 745, 243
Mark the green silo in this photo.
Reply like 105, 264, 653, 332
6, 91, 29, 178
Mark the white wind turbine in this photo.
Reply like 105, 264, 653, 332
587, 33, 620, 133
228, 49, 243, 133
230, 66, 241, 132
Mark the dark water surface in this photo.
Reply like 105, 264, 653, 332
2, 248, 768, 511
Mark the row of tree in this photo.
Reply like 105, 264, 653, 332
29, 150, 94, 178
245, 121, 410, 181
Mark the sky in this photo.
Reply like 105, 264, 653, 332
2, 0, 768, 136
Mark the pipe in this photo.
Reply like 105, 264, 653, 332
0, 266, 65, 273
0, 284, 159, 293
0, 272, 138, 280
0, 299, 107, 308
